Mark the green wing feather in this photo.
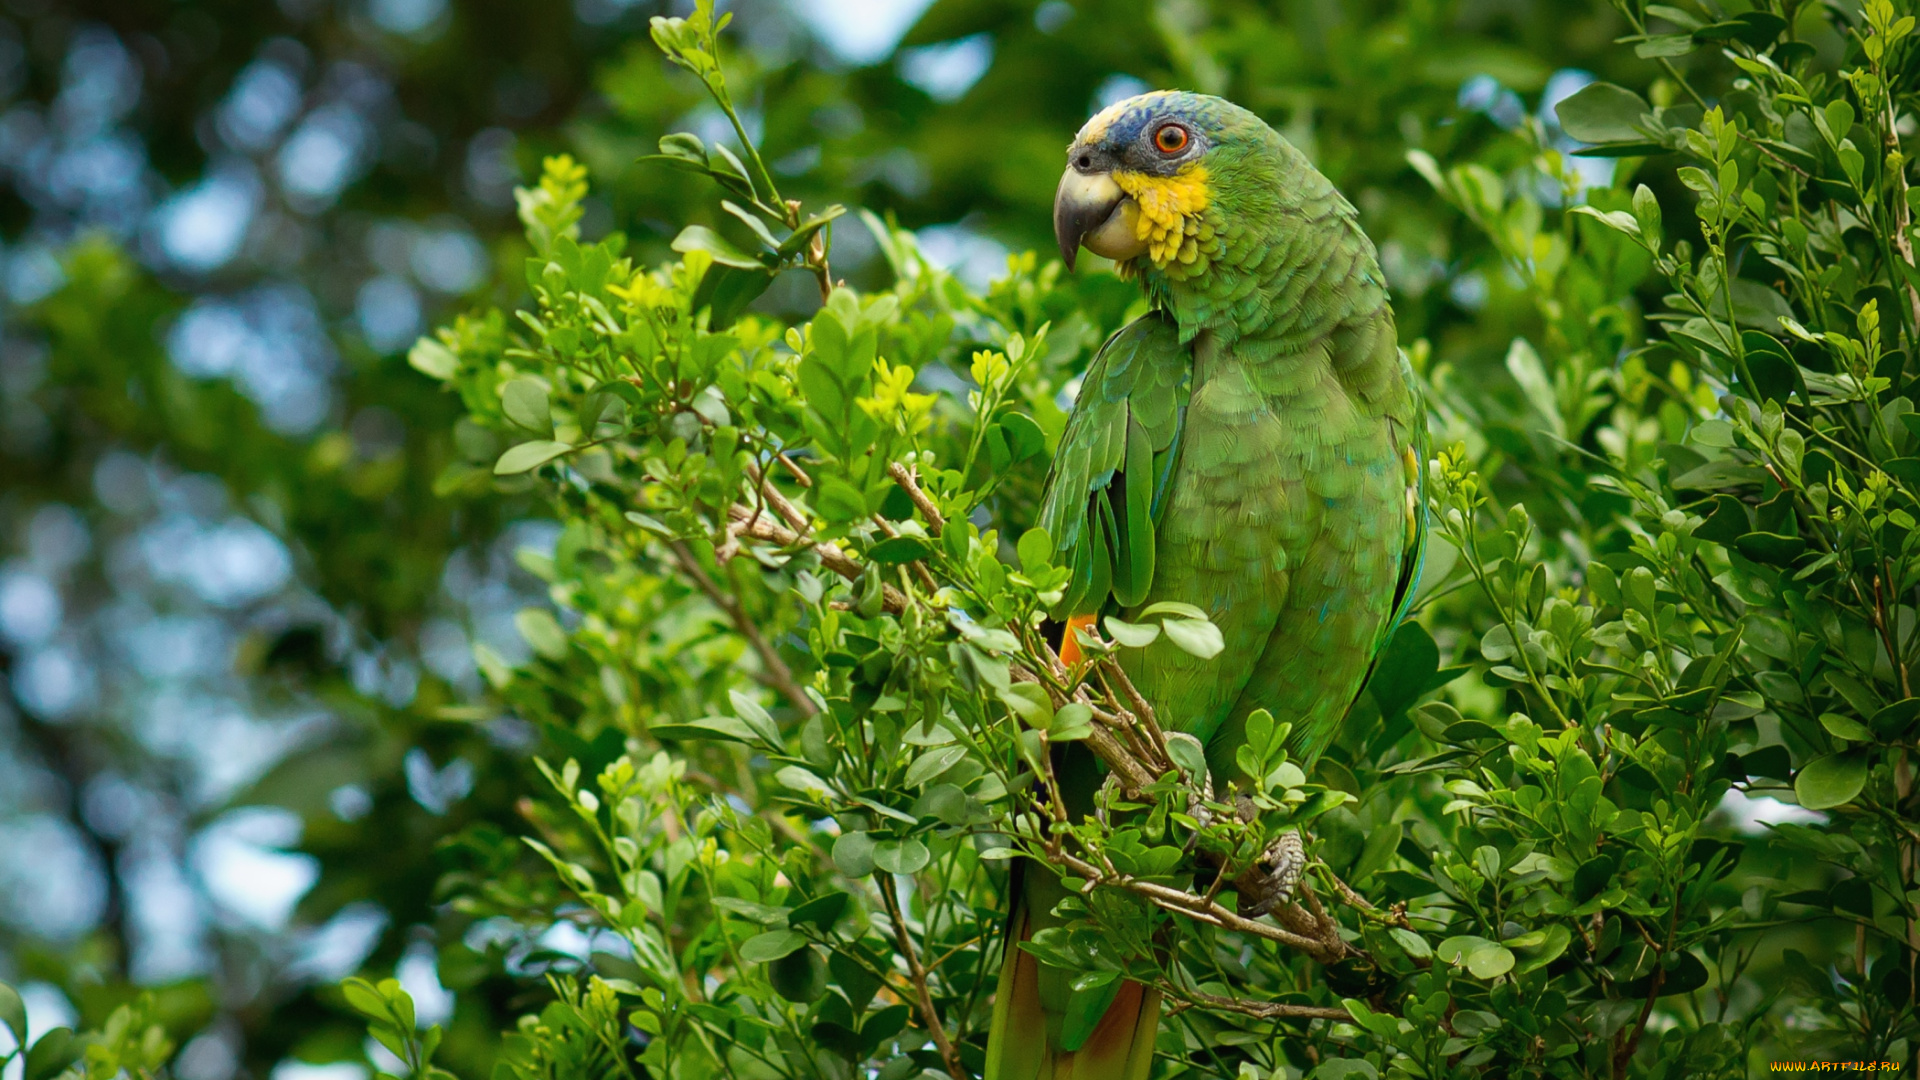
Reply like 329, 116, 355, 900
1038, 312, 1191, 616
1380, 347, 1429, 646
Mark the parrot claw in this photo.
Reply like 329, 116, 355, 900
1235, 829, 1305, 918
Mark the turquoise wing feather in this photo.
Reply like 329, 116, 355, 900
1037, 312, 1192, 616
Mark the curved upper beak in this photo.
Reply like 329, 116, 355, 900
1054, 168, 1147, 270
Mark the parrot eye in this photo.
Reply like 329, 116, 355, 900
1153, 123, 1190, 155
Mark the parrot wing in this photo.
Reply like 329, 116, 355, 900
1380, 347, 1429, 646
1037, 311, 1191, 616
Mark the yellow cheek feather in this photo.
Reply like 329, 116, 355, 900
1112, 165, 1213, 268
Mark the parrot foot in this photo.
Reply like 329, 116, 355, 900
1235, 829, 1305, 918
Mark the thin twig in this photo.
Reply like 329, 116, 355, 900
776, 452, 813, 487
1050, 849, 1351, 965
742, 460, 812, 534
726, 505, 908, 613
1175, 990, 1349, 1022
1011, 667, 1156, 793
1100, 657, 1173, 772
887, 461, 946, 536
875, 873, 968, 1080
668, 539, 816, 716
1321, 867, 1379, 912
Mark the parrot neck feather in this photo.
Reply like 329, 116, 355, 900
1135, 130, 1389, 347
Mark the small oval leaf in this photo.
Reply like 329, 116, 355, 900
1795, 751, 1869, 810
495, 440, 573, 475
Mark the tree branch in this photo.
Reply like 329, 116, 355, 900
668, 539, 816, 716
725, 504, 908, 613
1172, 990, 1350, 1022
887, 462, 946, 536
875, 872, 969, 1080
1049, 848, 1351, 965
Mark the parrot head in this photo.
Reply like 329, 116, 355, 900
1054, 90, 1270, 278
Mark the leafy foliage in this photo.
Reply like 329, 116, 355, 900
17, 0, 1920, 1076
329, 2, 1920, 1076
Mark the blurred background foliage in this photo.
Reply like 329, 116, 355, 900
0, 0, 1843, 1076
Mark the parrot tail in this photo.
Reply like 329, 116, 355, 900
985, 861, 1162, 1080
1056, 613, 1098, 667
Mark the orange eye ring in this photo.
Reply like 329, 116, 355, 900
1154, 124, 1189, 154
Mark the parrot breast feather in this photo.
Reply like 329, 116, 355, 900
1037, 312, 1191, 616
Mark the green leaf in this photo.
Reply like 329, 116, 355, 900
23, 1029, 77, 1080
869, 536, 935, 564
1000, 683, 1054, 728
1310, 1062, 1380, 1080
1437, 935, 1515, 979
775, 765, 833, 799
816, 477, 869, 523
1137, 600, 1208, 620
1017, 527, 1053, 574
495, 440, 573, 475
787, 893, 849, 933
1389, 928, 1432, 960
502, 378, 553, 434
1001, 412, 1047, 461
1734, 532, 1806, 566
721, 200, 781, 251
833, 831, 876, 877
1554, 81, 1652, 143
872, 837, 930, 874
692, 263, 776, 330
671, 224, 765, 269
651, 715, 763, 745
728, 688, 783, 747
904, 744, 967, 786
1165, 732, 1209, 784
711, 896, 791, 925
408, 337, 459, 380
774, 204, 848, 258
1819, 712, 1873, 743
769, 946, 827, 1002
1634, 33, 1696, 57
0, 983, 24, 1059
656, 131, 707, 165
1632, 183, 1663, 245
1162, 617, 1224, 658
515, 608, 569, 660
1796, 751, 1869, 810
1050, 702, 1094, 741
740, 930, 809, 963
1696, 10, 1785, 45
1103, 616, 1160, 647
1511, 924, 1572, 972
1368, 620, 1441, 716
1505, 337, 1564, 437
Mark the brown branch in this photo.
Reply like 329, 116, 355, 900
1010, 666, 1157, 794
742, 460, 811, 534
1099, 657, 1173, 772
726, 504, 907, 613
1321, 867, 1380, 913
887, 461, 946, 536
875, 872, 968, 1080
668, 540, 816, 717
1173, 990, 1350, 1022
1050, 849, 1350, 965
776, 452, 813, 487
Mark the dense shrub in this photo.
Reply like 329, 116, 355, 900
9, 0, 1920, 1076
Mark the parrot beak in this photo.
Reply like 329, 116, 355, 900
1054, 168, 1147, 270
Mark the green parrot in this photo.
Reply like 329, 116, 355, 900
983, 90, 1425, 1080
